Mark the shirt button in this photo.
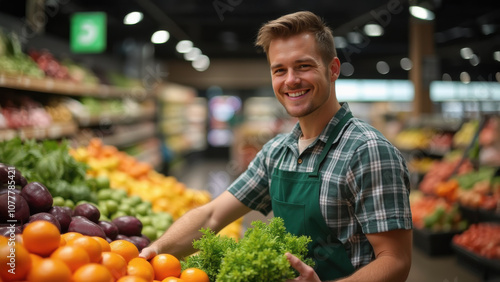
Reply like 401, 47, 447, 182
297, 159, 303, 164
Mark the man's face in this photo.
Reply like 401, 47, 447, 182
268, 32, 337, 118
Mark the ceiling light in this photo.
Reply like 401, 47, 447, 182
469, 54, 480, 66
347, 32, 363, 44
493, 51, 500, 62
334, 36, 347, 49
123, 12, 143, 25
184, 47, 201, 61
460, 47, 474, 59
176, 40, 193, 53
151, 30, 170, 44
460, 72, 471, 84
442, 73, 452, 81
340, 62, 354, 76
400, 58, 413, 71
376, 61, 390, 75
363, 24, 384, 37
192, 55, 210, 71
409, 6, 435, 21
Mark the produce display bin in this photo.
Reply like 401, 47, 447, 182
459, 205, 500, 224
412, 227, 462, 256
452, 243, 500, 281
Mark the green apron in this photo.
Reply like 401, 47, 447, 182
270, 113, 355, 281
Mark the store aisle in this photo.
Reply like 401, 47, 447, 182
172, 158, 484, 282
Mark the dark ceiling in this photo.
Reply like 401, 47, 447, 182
1, 0, 499, 81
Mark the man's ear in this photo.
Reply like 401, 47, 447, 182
330, 57, 341, 82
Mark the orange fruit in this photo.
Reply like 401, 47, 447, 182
151, 254, 181, 280
110, 240, 139, 263
117, 275, 149, 282
61, 232, 83, 242
101, 251, 128, 280
50, 245, 90, 272
180, 268, 209, 282
73, 263, 113, 282
60, 236, 67, 246
66, 236, 103, 263
127, 257, 154, 281
29, 253, 43, 266
22, 221, 61, 256
27, 258, 72, 282
162, 277, 184, 282
93, 236, 111, 251
0, 238, 32, 281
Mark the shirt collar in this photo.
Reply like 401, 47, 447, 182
287, 102, 352, 146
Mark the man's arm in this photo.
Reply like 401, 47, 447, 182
286, 229, 412, 282
139, 190, 252, 259
337, 228, 412, 282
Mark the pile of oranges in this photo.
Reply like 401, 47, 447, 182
0, 221, 209, 282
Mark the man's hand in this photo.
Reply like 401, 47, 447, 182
139, 246, 158, 260
285, 253, 321, 282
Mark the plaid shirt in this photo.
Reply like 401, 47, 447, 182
228, 103, 412, 269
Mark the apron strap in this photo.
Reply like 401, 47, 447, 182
309, 112, 353, 178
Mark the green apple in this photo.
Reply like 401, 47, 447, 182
97, 189, 113, 201
98, 204, 109, 218
111, 211, 127, 220
95, 175, 110, 190
105, 200, 118, 214
129, 195, 143, 206
135, 203, 151, 216
111, 190, 128, 203
137, 215, 152, 226
52, 196, 65, 207
142, 225, 157, 241
64, 199, 75, 209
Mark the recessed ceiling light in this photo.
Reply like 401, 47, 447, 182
184, 47, 201, 61
176, 40, 193, 53
460, 47, 474, 59
363, 24, 384, 37
409, 6, 435, 21
123, 12, 143, 25
340, 62, 354, 76
460, 72, 471, 84
192, 55, 210, 71
493, 51, 500, 62
376, 61, 390, 74
151, 30, 170, 44
400, 58, 413, 71
334, 36, 347, 49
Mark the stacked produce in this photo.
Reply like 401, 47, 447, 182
70, 138, 243, 240
0, 220, 209, 281
0, 163, 156, 250
0, 30, 44, 78
70, 138, 211, 220
0, 96, 55, 130
452, 223, 500, 259
410, 191, 468, 232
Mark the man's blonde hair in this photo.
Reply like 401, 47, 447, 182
255, 11, 337, 64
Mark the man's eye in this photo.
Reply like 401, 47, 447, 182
299, 64, 311, 69
274, 69, 285, 74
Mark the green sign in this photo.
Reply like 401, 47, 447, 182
70, 12, 106, 53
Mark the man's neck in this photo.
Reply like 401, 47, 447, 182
298, 100, 341, 140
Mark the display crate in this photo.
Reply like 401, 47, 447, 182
452, 243, 500, 281
413, 227, 462, 256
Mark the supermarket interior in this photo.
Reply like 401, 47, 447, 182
1, 0, 500, 281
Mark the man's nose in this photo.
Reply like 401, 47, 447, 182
285, 70, 300, 86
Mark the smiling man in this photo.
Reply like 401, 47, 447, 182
140, 11, 412, 282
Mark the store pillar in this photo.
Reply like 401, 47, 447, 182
409, 17, 438, 117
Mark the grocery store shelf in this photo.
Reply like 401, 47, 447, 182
76, 108, 156, 127
101, 122, 157, 148
0, 73, 149, 99
0, 122, 78, 141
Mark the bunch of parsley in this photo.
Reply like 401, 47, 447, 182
182, 217, 313, 282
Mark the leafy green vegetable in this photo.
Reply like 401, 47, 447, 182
182, 217, 313, 282
0, 137, 94, 203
